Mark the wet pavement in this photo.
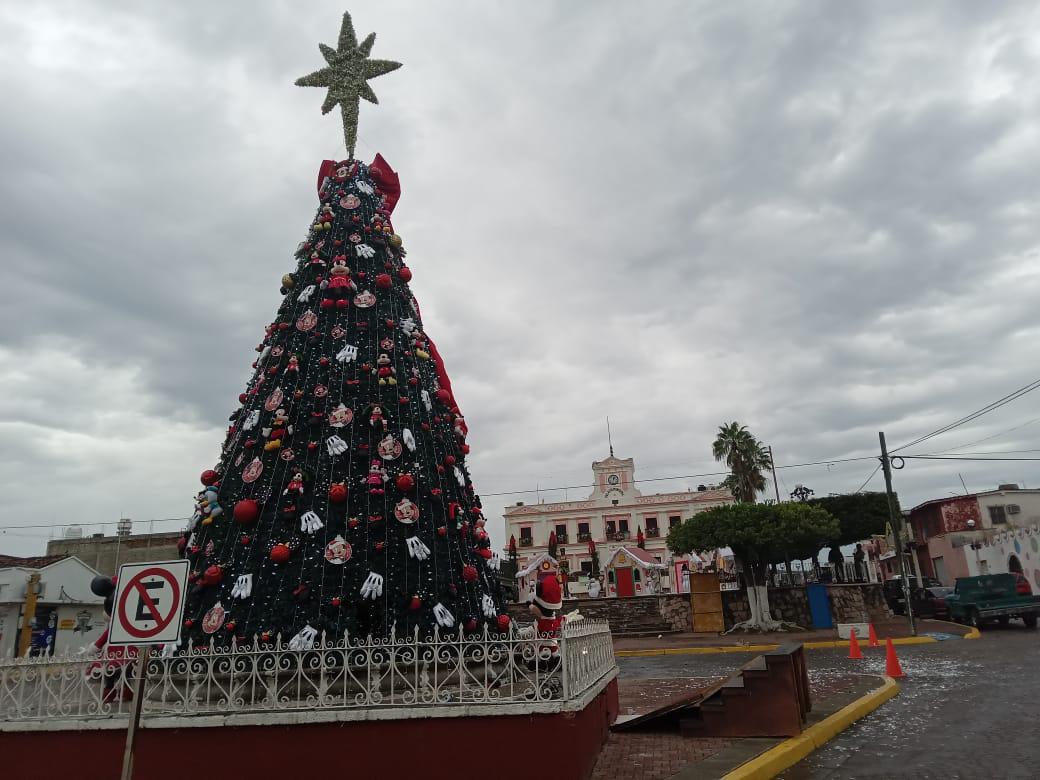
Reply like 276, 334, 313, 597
617, 624, 1040, 779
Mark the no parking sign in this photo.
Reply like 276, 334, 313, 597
108, 560, 189, 646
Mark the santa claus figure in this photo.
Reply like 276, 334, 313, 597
528, 575, 564, 655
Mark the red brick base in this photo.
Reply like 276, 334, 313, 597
0, 679, 618, 780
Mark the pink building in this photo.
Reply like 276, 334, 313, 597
907, 486, 1040, 585
503, 454, 734, 596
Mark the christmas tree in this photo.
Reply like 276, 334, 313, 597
179, 12, 507, 649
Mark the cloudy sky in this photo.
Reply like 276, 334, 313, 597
2, 1, 1040, 556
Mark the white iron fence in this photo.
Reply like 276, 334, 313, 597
0, 620, 615, 723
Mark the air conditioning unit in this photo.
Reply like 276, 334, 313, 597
1006, 504, 1021, 514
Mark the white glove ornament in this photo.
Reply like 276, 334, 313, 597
360, 572, 384, 600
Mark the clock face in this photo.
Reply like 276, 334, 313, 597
607, 474, 620, 485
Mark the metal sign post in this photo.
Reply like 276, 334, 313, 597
120, 645, 153, 780
107, 560, 189, 780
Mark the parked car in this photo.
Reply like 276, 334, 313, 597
883, 575, 942, 615
911, 586, 954, 620
946, 573, 1040, 629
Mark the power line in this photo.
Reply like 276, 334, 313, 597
901, 455, 1040, 462
6, 448, 1029, 534
891, 377, 1040, 454
930, 417, 1040, 454
853, 463, 882, 493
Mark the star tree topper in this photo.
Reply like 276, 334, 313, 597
295, 11, 401, 159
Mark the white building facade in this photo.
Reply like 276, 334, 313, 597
0, 555, 107, 656
503, 455, 734, 595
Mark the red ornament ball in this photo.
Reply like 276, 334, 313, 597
435, 388, 451, 405
409, 595, 422, 611
184, 619, 194, 629
201, 565, 223, 585
395, 474, 415, 492
437, 526, 447, 537
225, 620, 236, 632
464, 618, 478, 633
233, 499, 260, 526
329, 483, 348, 503
200, 469, 220, 486
270, 543, 291, 563
398, 266, 412, 283
477, 548, 493, 560
461, 444, 471, 455
330, 596, 342, 607
496, 614, 511, 632
375, 273, 393, 290
238, 393, 248, 404
462, 565, 478, 583
278, 322, 289, 331
239, 535, 251, 546
444, 455, 456, 466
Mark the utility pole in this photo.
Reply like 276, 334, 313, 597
17, 572, 41, 657
767, 445, 781, 505
879, 432, 916, 636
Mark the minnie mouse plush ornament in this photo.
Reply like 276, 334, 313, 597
86, 576, 138, 702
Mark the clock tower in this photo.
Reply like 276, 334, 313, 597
590, 455, 641, 501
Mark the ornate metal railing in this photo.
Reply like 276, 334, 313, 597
0, 621, 615, 723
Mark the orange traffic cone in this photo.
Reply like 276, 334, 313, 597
848, 628, 863, 659
868, 623, 880, 647
884, 638, 904, 678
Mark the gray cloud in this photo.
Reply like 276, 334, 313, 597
2, 1, 1040, 555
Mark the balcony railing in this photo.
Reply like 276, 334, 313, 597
519, 537, 533, 547
577, 532, 592, 542
610, 531, 631, 542
645, 527, 660, 538
554, 533, 569, 544
0, 621, 617, 722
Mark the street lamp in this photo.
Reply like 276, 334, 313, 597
790, 484, 814, 502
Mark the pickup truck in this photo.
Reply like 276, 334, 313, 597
946, 573, 1040, 630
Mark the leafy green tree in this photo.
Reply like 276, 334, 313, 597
668, 502, 839, 631
806, 492, 895, 546
712, 422, 772, 503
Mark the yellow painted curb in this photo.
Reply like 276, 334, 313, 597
927, 618, 981, 640
721, 676, 900, 780
615, 635, 940, 658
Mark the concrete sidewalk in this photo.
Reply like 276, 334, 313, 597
613, 618, 972, 656
592, 673, 894, 780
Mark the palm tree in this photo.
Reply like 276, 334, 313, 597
712, 422, 772, 503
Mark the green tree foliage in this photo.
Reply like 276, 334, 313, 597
712, 422, 772, 503
667, 503, 839, 585
806, 492, 896, 546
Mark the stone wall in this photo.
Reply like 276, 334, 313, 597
721, 583, 888, 629
721, 587, 812, 628
826, 583, 889, 623
507, 594, 692, 633
506, 584, 889, 634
